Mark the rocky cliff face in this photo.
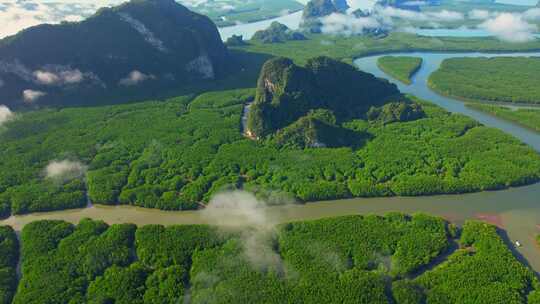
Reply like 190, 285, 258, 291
0, 0, 229, 107
247, 56, 400, 138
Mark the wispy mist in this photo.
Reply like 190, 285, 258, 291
22, 89, 46, 103
119, 70, 155, 86
0, 105, 14, 127
480, 13, 537, 42
44, 159, 87, 182
201, 191, 288, 271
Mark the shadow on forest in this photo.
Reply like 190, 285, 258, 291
406, 237, 460, 280
6, 50, 274, 110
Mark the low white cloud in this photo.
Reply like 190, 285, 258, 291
321, 13, 382, 36
33, 68, 85, 85
376, 6, 464, 23
468, 9, 492, 20
34, 70, 60, 85
317, 6, 466, 36
0, 105, 14, 127
428, 10, 464, 22
523, 8, 540, 20
45, 160, 87, 181
23, 89, 46, 103
61, 69, 84, 84
480, 13, 537, 42
377, 6, 420, 20
201, 191, 288, 271
119, 70, 155, 86
0, 2, 92, 38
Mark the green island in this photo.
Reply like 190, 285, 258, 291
2, 214, 539, 303
428, 57, 540, 104
467, 104, 540, 132
377, 56, 423, 85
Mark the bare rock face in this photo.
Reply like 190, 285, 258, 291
0, 0, 229, 107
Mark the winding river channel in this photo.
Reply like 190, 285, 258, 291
2, 50, 540, 271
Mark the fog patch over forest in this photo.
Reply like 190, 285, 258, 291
201, 190, 290, 272
44, 159, 87, 182
0, 105, 14, 127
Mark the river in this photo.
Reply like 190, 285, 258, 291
2, 51, 540, 272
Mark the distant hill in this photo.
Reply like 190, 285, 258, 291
252, 22, 307, 44
301, 0, 349, 33
0, 0, 229, 108
246, 56, 401, 139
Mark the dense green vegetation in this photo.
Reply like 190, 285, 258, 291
429, 57, 540, 104
252, 22, 307, 44
467, 104, 540, 132
415, 221, 540, 303
366, 102, 425, 124
8, 215, 540, 303
0, 226, 18, 304
246, 56, 400, 137
377, 56, 423, 85
1, 85, 540, 215
14, 219, 136, 303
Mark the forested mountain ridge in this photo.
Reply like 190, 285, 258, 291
0, 0, 229, 108
246, 56, 401, 138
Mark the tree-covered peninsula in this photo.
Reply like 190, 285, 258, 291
429, 57, 540, 104
377, 56, 423, 85
4, 214, 540, 303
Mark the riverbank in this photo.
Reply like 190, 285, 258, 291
376, 56, 423, 85
466, 104, 540, 132
4, 50, 540, 273
427, 57, 540, 105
